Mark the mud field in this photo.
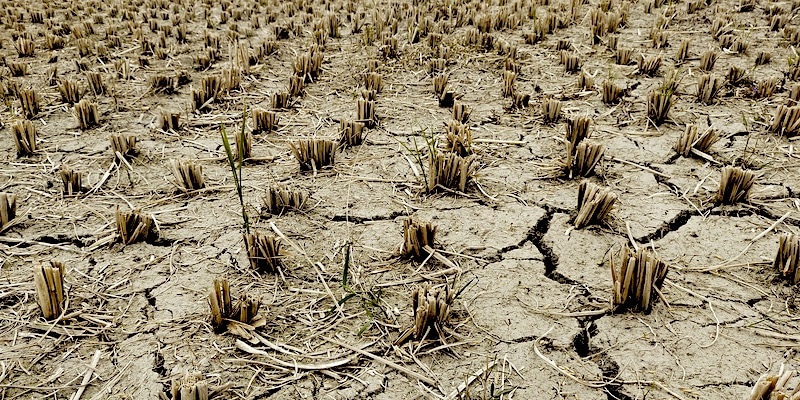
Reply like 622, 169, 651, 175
1, 0, 800, 398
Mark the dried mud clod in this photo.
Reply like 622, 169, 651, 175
110, 133, 138, 161
427, 151, 476, 193
60, 167, 83, 196
74, 99, 99, 129
611, 246, 668, 312
715, 166, 755, 205
11, 120, 36, 156
169, 159, 204, 192
209, 277, 263, 330
0, 192, 18, 232
395, 283, 454, 345
339, 119, 366, 147
774, 234, 800, 284
675, 125, 719, 158
33, 261, 66, 320
574, 180, 617, 229
262, 185, 307, 214
244, 232, 282, 273
289, 139, 336, 171
401, 218, 436, 260
116, 208, 155, 245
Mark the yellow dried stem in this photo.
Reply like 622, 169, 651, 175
716, 166, 755, 204
169, 159, 204, 192
60, 167, 83, 196
610, 246, 668, 312
289, 139, 336, 171
339, 119, 366, 147
262, 185, 307, 214
116, 208, 154, 245
774, 234, 800, 284
402, 218, 437, 259
33, 261, 66, 320
0, 192, 18, 231
574, 180, 617, 229
427, 152, 476, 192
11, 120, 36, 156
245, 232, 282, 273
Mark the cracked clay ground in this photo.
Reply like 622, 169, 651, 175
2, 0, 800, 398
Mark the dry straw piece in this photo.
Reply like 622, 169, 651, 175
170, 371, 209, 400
18, 89, 39, 119
774, 234, 800, 284
616, 48, 632, 65
75, 99, 99, 129
502, 70, 517, 97
770, 105, 800, 136
716, 166, 755, 204
699, 50, 717, 71
542, 97, 562, 123
252, 109, 277, 134
289, 139, 336, 171
110, 133, 138, 160
574, 180, 617, 229
116, 208, 154, 245
357, 98, 376, 128
676, 39, 690, 63
340, 119, 366, 147
86, 71, 105, 95
427, 152, 476, 193
568, 142, 604, 178
58, 79, 82, 104
748, 369, 800, 400
647, 88, 673, 125
675, 125, 719, 157
11, 120, 36, 156
396, 283, 453, 344
401, 218, 437, 259
0, 193, 17, 232
33, 261, 66, 320
610, 246, 668, 312
452, 102, 470, 123
444, 120, 473, 156
160, 112, 180, 131
602, 81, 624, 104
60, 167, 83, 196
262, 185, 307, 214
170, 159, 204, 192
244, 232, 282, 273
209, 277, 262, 330
637, 54, 662, 76
510, 92, 530, 109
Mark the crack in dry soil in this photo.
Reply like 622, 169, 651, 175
574, 317, 633, 400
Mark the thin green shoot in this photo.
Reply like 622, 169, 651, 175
220, 104, 250, 234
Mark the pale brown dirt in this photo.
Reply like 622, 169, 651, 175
1, 0, 800, 399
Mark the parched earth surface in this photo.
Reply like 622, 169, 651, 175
1, 0, 800, 399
